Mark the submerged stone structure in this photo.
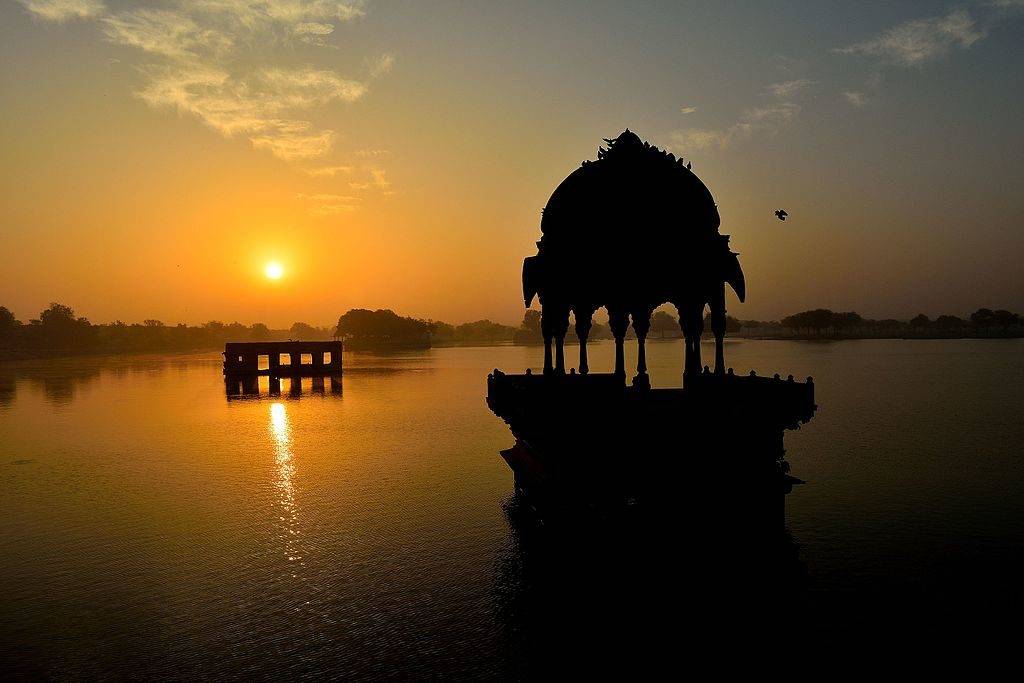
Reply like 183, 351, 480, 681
223, 340, 342, 396
487, 131, 816, 517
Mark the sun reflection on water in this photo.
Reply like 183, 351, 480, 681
269, 402, 303, 574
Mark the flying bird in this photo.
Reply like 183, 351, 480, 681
774, 209, 788, 221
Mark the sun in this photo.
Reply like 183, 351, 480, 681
264, 261, 284, 280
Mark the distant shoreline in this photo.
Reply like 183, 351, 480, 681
3, 334, 1022, 364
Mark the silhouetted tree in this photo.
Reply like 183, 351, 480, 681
453, 320, 517, 342
290, 322, 319, 339
335, 309, 432, 347
0, 306, 18, 334
513, 310, 543, 344
934, 315, 964, 330
910, 314, 931, 328
651, 310, 677, 338
834, 312, 863, 332
992, 310, 1021, 328
30, 303, 94, 349
249, 323, 271, 341
781, 309, 835, 335
970, 308, 995, 328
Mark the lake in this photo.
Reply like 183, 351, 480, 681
2, 339, 1023, 677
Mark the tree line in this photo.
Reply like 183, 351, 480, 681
3, 303, 1021, 357
740, 308, 1023, 338
0, 303, 335, 356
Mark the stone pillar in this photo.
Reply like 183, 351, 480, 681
290, 352, 301, 370
269, 350, 280, 376
574, 307, 594, 375
710, 282, 727, 375
608, 308, 630, 378
552, 308, 570, 374
540, 306, 554, 375
631, 308, 651, 389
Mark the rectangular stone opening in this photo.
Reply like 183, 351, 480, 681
301, 353, 313, 365
258, 354, 269, 371
323, 352, 331, 364
279, 353, 291, 366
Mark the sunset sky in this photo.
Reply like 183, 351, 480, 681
1, 1, 1022, 327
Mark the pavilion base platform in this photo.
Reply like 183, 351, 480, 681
486, 369, 815, 522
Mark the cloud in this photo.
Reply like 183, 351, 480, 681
843, 91, 867, 107
22, 1, 385, 163
251, 124, 336, 161
679, 106, 697, 115
766, 79, 814, 98
296, 192, 360, 215
305, 164, 353, 177
368, 53, 394, 78
670, 102, 800, 151
16, 0, 104, 22
835, 9, 984, 66
369, 168, 390, 190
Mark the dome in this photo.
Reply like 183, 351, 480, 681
539, 130, 721, 249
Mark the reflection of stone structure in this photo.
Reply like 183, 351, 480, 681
488, 131, 816, 515
522, 130, 745, 385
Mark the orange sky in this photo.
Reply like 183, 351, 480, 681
1, 1, 1022, 327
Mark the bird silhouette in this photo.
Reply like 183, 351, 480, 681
774, 209, 788, 221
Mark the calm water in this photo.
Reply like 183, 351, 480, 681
2, 339, 1023, 676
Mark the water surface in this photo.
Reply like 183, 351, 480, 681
2, 340, 1022, 676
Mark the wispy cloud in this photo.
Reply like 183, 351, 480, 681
305, 164, 353, 177
679, 105, 697, 115
369, 168, 390, 190
296, 193, 361, 215
20, 1, 387, 163
843, 91, 867, 107
766, 79, 814, 98
368, 53, 395, 78
670, 102, 800, 151
16, 0, 104, 22
670, 72, 817, 152
835, 9, 984, 66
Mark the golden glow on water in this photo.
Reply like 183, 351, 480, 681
269, 402, 302, 573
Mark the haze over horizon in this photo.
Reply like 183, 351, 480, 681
2, 1, 1022, 328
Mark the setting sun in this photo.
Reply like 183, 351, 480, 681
264, 262, 284, 280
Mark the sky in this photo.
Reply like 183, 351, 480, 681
1, 0, 1022, 327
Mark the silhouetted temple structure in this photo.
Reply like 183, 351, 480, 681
487, 131, 816, 515
223, 341, 342, 396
